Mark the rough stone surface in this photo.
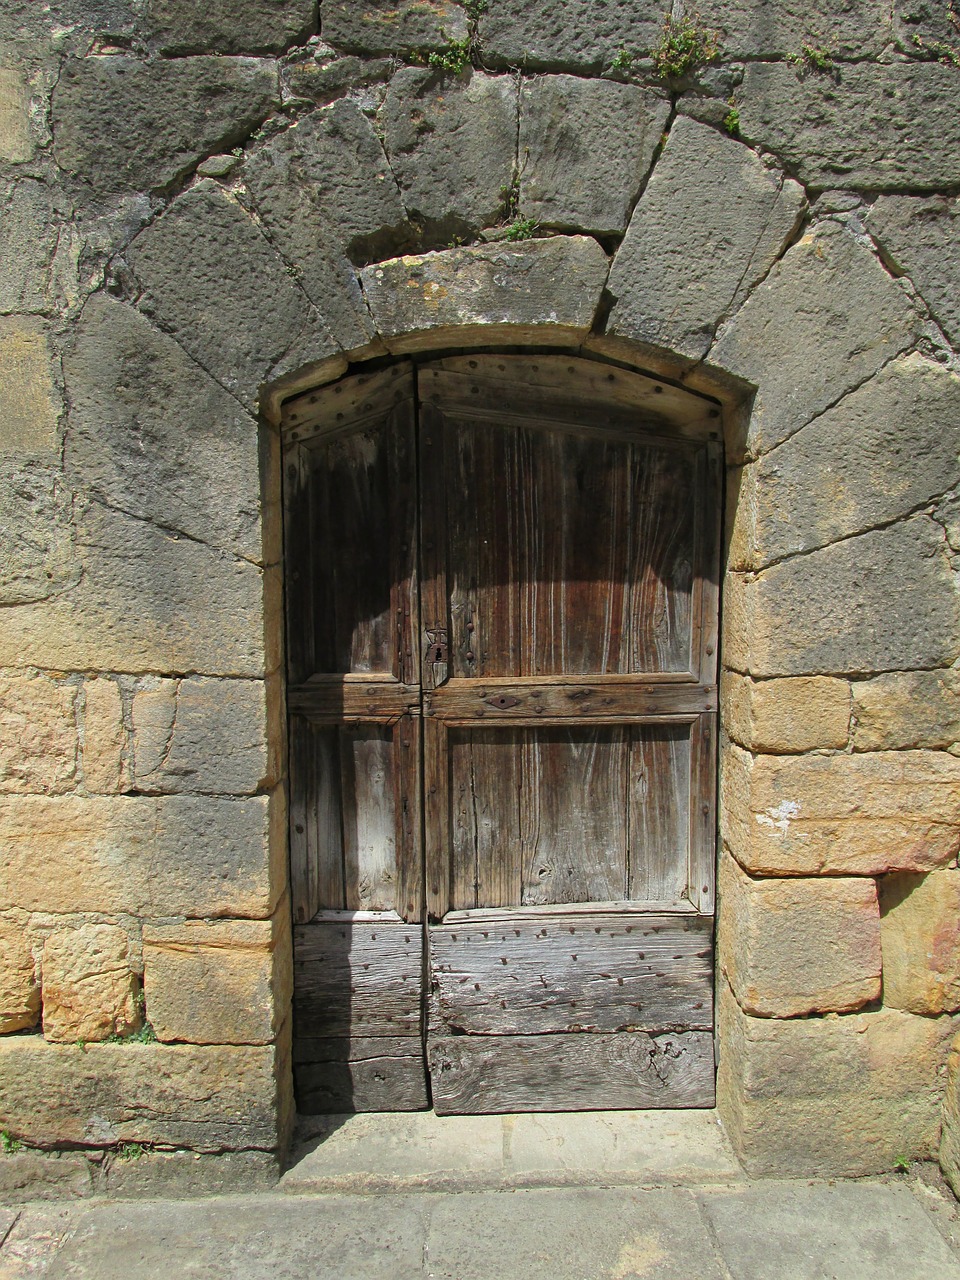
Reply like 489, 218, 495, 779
478, 0, 663, 71
0, 67, 34, 162
518, 76, 669, 236
944, 1031, 960, 1199
361, 237, 609, 350
81, 678, 125, 795
41, 923, 139, 1044
608, 117, 805, 360
852, 668, 960, 752
284, 54, 393, 105
894, 0, 960, 57
127, 181, 333, 406
97, 1148, 279, 1198
0, 178, 59, 313
0, 1149, 92, 1200
0, 1038, 282, 1149
736, 61, 960, 191
382, 68, 516, 239
718, 982, 958, 1176
718, 852, 881, 1017
0, 675, 77, 794
868, 195, 960, 349
52, 55, 278, 194
0, 794, 277, 917
722, 743, 960, 876
0, 316, 61, 455
0, 462, 80, 607
721, 672, 850, 753
880, 870, 960, 1015
143, 0, 315, 54
732, 355, 960, 569
64, 295, 262, 561
321, 0, 468, 55
696, 0, 891, 57
710, 225, 919, 458
723, 517, 960, 678
143, 910, 289, 1044
0, 914, 40, 1033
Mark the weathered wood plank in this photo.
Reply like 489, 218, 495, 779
628, 723, 692, 903
429, 912, 713, 1035
293, 920, 423, 1037
289, 719, 344, 919
341, 727, 397, 913
288, 678, 420, 723
450, 729, 522, 910
428, 680, 715, 721
282, 361, 413, 440
429, 1030, 715, 1114
395, 712, 423, 923
689, 712, 717, 915
294, 1036, 429, 1113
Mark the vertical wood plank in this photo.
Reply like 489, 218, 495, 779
449, 730, 522, 911
627, 722, 692, 903
282, 443, 314, 687
289, 719, 345, 918
423, 717, 449, 919
395, 713, 423, 923
689, 712, 717, 914
341, 727, 397, 913
388, 393, 420, 688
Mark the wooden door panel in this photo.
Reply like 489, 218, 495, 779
294, 1037, 428, 1113
628, 723, 692, 903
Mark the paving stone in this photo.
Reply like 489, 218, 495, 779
881, 870, 960, 1015
710, 224, 919, 458
52, 55, 278, 194
518, 76, 669, 235
81, 678, 126, 795
321, 0, 468, 56
0, 912, 40, 1033
868, 194, 960, 349
40, 922, 139, 1043
382, 67, 516, 239
0, 178, 59, 313
696, 0, 891, 57
0, 461, 80, 607
478, 0, 663, 72
852, 668, 960, 752
0, 316, 61, 455
64, 295, 262, 562
127, 181, 334, 407
724, 517, 960, 679
721, 742, 960, 876
721, 672, 851, 753
143, 0, 315, 54
608, 117, 805, 360
732, 354, 960, 569
0, 675, 77, 795
736, 60, 960, 190
0, 66, 34, 162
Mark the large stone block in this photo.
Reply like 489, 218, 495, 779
867, 195, 960, 349
853, 669, 960, 753
0, 461, 80, 607
321, 0, 468, 55
478, 0, 662, 72
0, 316, 61, 456
723, 518, 960, 678
64, 296, 262, 562
519, 76, 669, 236
0, 914, 40, 1034
0, 675, 77, 794
0, 67, 34, 162
382, 68, 516, 239
894, 0, 960, 56
41, 923, 139, 1044
721, 672, 850, 754
710, 225, 919, 458
143, 907, 290, 1045
736, 61, 960, 191
0, 179, 58, 314
718, 852, 880, 1017
0, 1037, 282, 1149
0, 793, 277, 918
881, 871, 960, 1015
361, 237, 609, 351
943, 1032, 960, 1199
608, 117, 804, 360
732, 355, 960, 569
718, 982, 958, 1176
722, 743, 960, 876
127, 182, 334, 407
695, 0, 890, 57
81, 677, 126, 795
51, 55, 278, 194
143, 0, 315, 54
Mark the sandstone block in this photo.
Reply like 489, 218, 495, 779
81, 678, 125, 795
0, 1149, 92, 1202
721, 743, 960, 876
731, 355, 960, 569
97, 1148, 278, 1198
736, 61, 960, 191
721, 672, 850, 753
0, 461, 80, 606
943, 1032, 960, 1199
143, 907, 289, 1044
867, 195, 960, 349
718, 852, 880, 1017
695, 0, 890, 57
321, 0, 468, 55
128, 181, 333, 407
0, 316, 61, 456
0, 675, 77, 794
723, 518, 960, 678
710, 225, 919, 457
0, 68, 34, 162
0, 915, 40, 1033
853, 669, 960, 753
130, 680, 177, 779
64, 295, 262, 562
519, 76, 669, 236
144, 0, 315, 54
718, 981, 958, 1176
361, 237, 609, 351
0, 1037, 282, 1150
0, 793, 278, 918
41, 923, 138, 1044
0, 179, 58, 313
51, 55, 278, 194
382, 68, 516, 239
881, 871, 960, 1015
478, 0, 662, 72
608, 117, 805, 360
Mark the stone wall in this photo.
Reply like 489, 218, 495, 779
1, 0, 959, 1185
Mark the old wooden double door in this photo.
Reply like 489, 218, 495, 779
283, 355, 721, 1115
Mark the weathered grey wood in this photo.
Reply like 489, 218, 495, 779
294, 1036, 429, 1113
428, 679, 716, 721
289, 719, 344, 920
341, 726, 397, 913
690, 712, 717, 915
282, 361, 414, 441
430, 911, 713, 1035
289, 678, 420, 723
628, 723, 692, 903
450, 729, 522, 910
429, 1030, 716, 1114
293, 920, 423, 1037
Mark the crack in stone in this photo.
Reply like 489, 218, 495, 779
82, 494, 263, 569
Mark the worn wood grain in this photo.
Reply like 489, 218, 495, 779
282, 361, 414, 441
428, 680, 716, 722
450, 729, 522, 911
341, 727, 397, 913
429, 1030, 716, 1113
288, 677, 420, 724
289, 719, 344, 919
430, 911, 713, 1035
294, 1036, 429, 1113
628, 723, 692, 903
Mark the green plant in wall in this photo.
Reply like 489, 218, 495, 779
910, 0, 960, 64
117, 1143, 145, 1162
723, 99, 740, 136
0, 1131, 23, 1155
427, 38, 472, 75
786, 41, 835, 73
504, 217, 540, 241
611, 45, 636, 74
652, 10, 721, 80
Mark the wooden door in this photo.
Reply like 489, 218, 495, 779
283, 356, 721, 1115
